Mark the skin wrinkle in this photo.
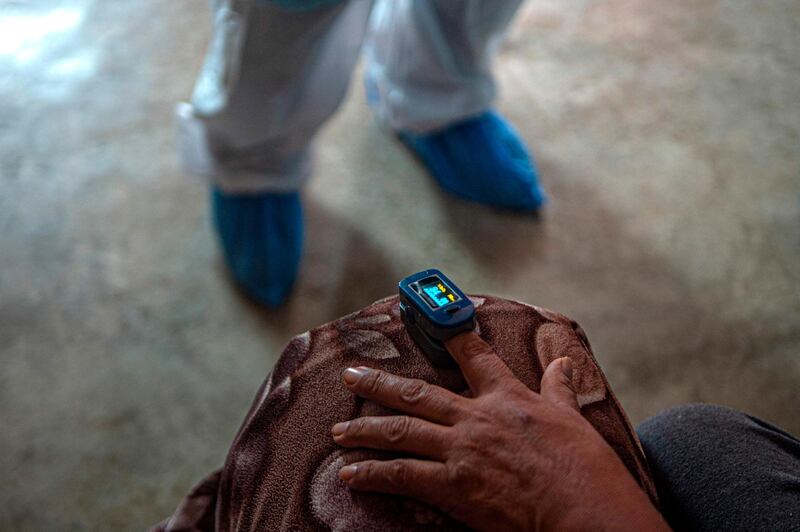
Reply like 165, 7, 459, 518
334, 331, 669, 531
389, 461, 407, 488
157, 296, 662, 531
399, 378, 427, 404
386, 416, 410, 444
350, 418, 367, 438
363, 368, 386, 396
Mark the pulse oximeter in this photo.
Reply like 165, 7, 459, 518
399, 269, 476, 367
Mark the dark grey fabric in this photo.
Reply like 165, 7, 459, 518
637, 404, 800, 532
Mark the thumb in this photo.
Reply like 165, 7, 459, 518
540, 357, 580, 412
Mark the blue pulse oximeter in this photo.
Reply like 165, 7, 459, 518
399, 269, 476, 367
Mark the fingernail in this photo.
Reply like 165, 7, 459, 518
339, 464, 358, 481
561, 357, 573, 380
343, 367, 369, 385
332, 422, 348, 437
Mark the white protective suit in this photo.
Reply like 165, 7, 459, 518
177, 0, 524, 194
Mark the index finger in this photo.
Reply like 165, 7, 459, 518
343, 367, 466, 425
444, 332, 516, 394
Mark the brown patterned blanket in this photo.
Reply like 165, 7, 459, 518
154, 295, 657, 531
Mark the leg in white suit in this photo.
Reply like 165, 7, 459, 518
177, 0, 538, 307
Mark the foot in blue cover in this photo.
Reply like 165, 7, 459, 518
398, 111, 547, 212
211, 187, 303, 307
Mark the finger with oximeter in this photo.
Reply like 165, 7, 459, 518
399, 269, 476, 367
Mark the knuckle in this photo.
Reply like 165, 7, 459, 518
469, 402, 495, 426
385, 416, 410, 443
512, 406, 532, 427
399, 379, 427, 404
467, 427, 492, 452
487, 357, 510, 375
447, 459, 478, 488
454, 418, 498, 453
560, 370, 578, 391
388, 461, 408, 488
360, 461, 376, 483
556, 371, 573, 389
462, 337, 493, 359
350, 417, 368, 437
361, 369, 387, 395
483, 360, 514, 387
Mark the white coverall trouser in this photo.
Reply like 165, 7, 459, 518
177, 0, 524, 194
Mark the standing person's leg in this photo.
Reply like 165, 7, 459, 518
177, 0, 373, 306
364, 0, 546, 211
637, 404, 800, 532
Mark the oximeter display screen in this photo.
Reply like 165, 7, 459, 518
416, 276, 460, 309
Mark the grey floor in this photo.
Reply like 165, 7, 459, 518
1, 0, 799, 530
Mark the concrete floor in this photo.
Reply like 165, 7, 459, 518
1, 0, 798, 529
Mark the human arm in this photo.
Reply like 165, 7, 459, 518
331, 332, 670, 531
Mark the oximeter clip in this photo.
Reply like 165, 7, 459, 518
399, 269, 476, 367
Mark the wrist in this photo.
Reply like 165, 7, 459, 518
536, 448, 669, 531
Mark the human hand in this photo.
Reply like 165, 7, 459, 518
331, 332, 669, 531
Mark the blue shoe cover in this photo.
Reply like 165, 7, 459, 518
398, 111, 547, 211
212, 187, 303, 307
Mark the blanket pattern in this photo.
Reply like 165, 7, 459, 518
155, 296, 657, 531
